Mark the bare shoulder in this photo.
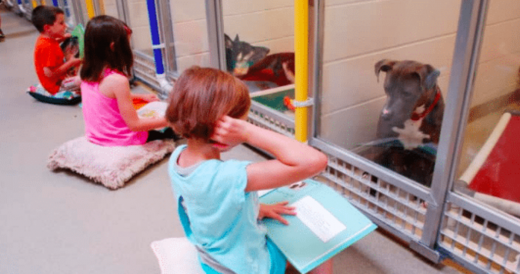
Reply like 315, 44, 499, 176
99, 73, 130, 98
103, 73, 129, 87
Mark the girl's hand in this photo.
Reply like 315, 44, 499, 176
137, 93, 159, 103
210, 116, 249, 150
258, 202, 296, 225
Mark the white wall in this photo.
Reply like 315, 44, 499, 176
127, 0, 153, 51
319, 0, 461, 150
169, 0, 210, 72
102, 0, 117, 18
471, 0, 520, 106
99, 0, 153, 51
222, 0, 294, 55
169, 0, 295, 73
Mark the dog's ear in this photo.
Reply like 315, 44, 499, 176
416, 64, 440, 90
375, 59, 396, 82
225, 34, 233, 49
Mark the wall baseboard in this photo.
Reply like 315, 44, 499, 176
468, 89, 520, 123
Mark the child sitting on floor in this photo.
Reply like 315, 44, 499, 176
80, 15, 174, 146
31, 5, 82, 97
164, 66, 333, 274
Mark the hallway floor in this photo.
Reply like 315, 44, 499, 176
0, 5, 470, 274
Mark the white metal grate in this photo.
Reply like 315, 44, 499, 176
247, 104, 295, 138
440, 200, 520, 274
320, 155, 427, 241
133, 52, 160, 87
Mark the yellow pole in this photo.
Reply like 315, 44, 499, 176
85, 0, 96, 18
31, 0, 38, 8
294, 0, 309, 142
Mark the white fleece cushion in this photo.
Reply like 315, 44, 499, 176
151, 237, 205, 274
47, 136, 175, 190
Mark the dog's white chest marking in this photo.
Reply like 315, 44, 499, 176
413, 104, 426, 115
392, 119, 430, 149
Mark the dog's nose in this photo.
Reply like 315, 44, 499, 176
381, 108, 391, 120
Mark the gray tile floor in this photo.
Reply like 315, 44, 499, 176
0, 6, 470, 274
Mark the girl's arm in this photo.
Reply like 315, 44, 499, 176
104, 74, 168, 131
211, 116, 328, 192
131, 92, 160, 103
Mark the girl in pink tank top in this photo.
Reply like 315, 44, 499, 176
80, 15, 172, 147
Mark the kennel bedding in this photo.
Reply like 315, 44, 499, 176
463, 112, 520, 204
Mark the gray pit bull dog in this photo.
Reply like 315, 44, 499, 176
371, 59, 445, 187
375, 59, 444, 148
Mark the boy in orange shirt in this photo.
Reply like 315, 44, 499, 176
31, 5, 82, 97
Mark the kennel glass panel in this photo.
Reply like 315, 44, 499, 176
100, 0, 124, 21
125, 0, 162, 85
166, 0, 210, 75
18, 0, 33, 20
316, 0, 461, 189
61, 0, 83, 28
221, 0, 295, 94
438, 1, 520, 273
454, 0, 520, 224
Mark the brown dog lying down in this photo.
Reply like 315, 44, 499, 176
362, 59, 444, 188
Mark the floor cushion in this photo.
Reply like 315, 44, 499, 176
27, 84, 81, 105
150, 237, 205, 274
47, 136, 175, 189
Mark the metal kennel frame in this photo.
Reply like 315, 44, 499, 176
208, 2, 520, 272
14, 0, 33, 20
61, 0, 85, 28
307, 1, 520, 273
113, 0, 176, 97
247, 100, 295, 138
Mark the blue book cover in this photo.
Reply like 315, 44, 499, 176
259, 179, 377, 274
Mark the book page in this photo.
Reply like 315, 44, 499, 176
292, 195, 346, 242
258, 189, 274, 197
137, 101, 167, 118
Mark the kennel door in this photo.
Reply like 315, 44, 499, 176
314, 0, 461, 190
438, 1, 520, 273
310, 0, 463, 262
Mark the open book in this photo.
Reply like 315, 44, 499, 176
137, 101, 168, 118
259, 179, 377, 273
137, 101, 168, 132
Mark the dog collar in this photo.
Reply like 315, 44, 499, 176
411, 87, 441, 121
